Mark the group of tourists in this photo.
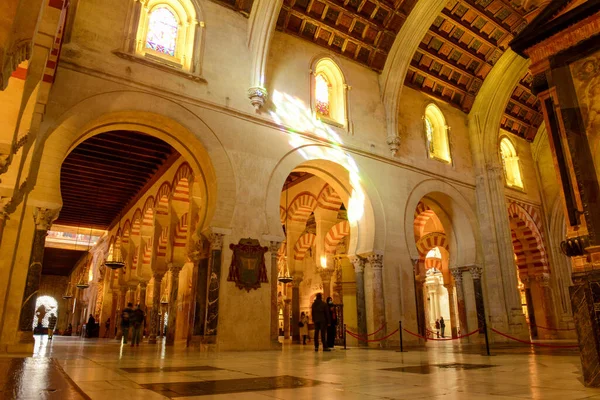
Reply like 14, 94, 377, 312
308, 293, 339, 352
119, 303, 146, 346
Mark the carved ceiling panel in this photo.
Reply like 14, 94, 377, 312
501, 70, 543, 141
277, 0, 417, 71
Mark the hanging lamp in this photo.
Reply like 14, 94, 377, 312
105, 211, 125, 270
62, 280, 74, 299
278, 180, 293, 284
76, 225, 94, 289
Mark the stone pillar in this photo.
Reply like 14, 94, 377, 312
319, 268, 334, 300
349, 256, 367, 346
116, 286, 127, 340
444, 284, 458, 338
148, 271, 164, 344
283, 298, 291, 339
536, 273, 557, 337
127, 284, 136, 306
166, 265, 183, 345
18, 208, 57, 341
469, 265, 486, 333
139, 281, 147, 311
109, 291, 118, 338
268, 241, 282, 346
192, 257, 209, 337
291, 275, 302, 344
521, 275, 538, 339
205, 233, 224, 338
451, 268, 468, 335
367, 253, 385, 340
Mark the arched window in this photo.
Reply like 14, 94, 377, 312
424, 104, 451, 163
33, 295, 58, 329
312, 58, 347, 127
500, 137, 524, 189
127, 0, 203, 75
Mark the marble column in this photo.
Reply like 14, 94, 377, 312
205, 233, 224, 338
268, 241, 282, 345
116, 286, 127, 340
444, 284, 458, 338
283, 298, 291, 339
450, 268, 468, 335
192, 257, 209, 337
18, 208, 57, 340
291, 275, 302, 344
349, 256, 367, 346
320, 268, 334, 299
367, 253, 386, 340
469, 265, 486, 333
166, 265, 183, 345
138, 281, 147, 311
148, 271, 164, 344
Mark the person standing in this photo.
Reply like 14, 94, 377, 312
47, 313, 57, 340
299, 312, 309, 345
326, 297, 338, 349
104, 318, 111, 338
311, 293, 331, 352
435, 319, 440, 338
87, 314, 96, 338
121, 302, 134, 344
131, 304, 145, 347
440, 317, 446, 338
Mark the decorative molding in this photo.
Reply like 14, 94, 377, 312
112, 51, 207, 83
450, 268, 463, 285
386, 135, 401, 157
367, 253, 384, 269
468, 265, 483, 280
208, 233, 225, 251
535, 272, 551, 287
247, 86, 267, 111
34, 208, 59, 231
349, 255, 364, 273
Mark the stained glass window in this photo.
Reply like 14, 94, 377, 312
145, 7, 178, 57
425, 116, 434, 152
315, 73, 330, 117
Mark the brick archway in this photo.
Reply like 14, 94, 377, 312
507, 202, 549, 277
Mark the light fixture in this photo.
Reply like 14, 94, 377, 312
77, 225, 94, 289
105, 211, 125, 270
62, 281, 74, 299
278, 179, 293, 284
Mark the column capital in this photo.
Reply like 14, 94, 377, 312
247, 86, 267, 111
119, 286, 128, 295
34, 207, 59, 231
450, 268, 463, 284
349, 255, 365, 273
187, 239, 208, 262
366, 252, 384, 269
443, 283, 455, 292
208, 232, 225, 251
468, 265, 483, 280
268, 240, 282, 253
535, 272, 550, 287
168, 264, 184, 275
319, 267, 334, 282
152, 271, 165, 281
138, 281, 148, 289
292, 273, 303, 288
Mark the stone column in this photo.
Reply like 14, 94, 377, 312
283, 298, 291, 339
18, 208, 57, 341
367, 253, 386, 340
349, 256, 367, 346
148, 271, 164, 344
268, 241, 282, 346
138, 281, 147, 311
319, 268, 334, 299
192, 257, 209, 337
166, 265, 183, 345
521, 275, 538, 338
205, 233, 224, 338
450, 268, 468, 335
444, 284, 458, 338
109, 291, 118, 338
116, 286, 127, 340
127, 284, 136, 306
536, 273, 557, 336
469, 265, 486, 333
291, 274, 302, 344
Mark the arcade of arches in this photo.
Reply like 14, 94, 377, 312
2, 0, 600, 393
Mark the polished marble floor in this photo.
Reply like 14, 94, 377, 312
3, 336, 600, 399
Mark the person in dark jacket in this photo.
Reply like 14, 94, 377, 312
326, 297, 337, 348
121, 302, 134, 344
311, 293, 331, 352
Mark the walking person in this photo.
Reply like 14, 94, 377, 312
121, 302, 134, 344
299, 312, 309, 345
440, 316, 446, 338
86, 314, 96, 338
435, 319, 440, 338
311, 293, 331, 352
47, 313, 57, 340
131, 304, 145, 347
326, 297, 338, 349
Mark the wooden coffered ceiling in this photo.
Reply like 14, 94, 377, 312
277, 0, 417, 71
211, 0, 254, 16
55, 131, 179, 229
501, 70, 543, 141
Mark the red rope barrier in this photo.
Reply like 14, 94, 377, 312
530, 324, 575, 332
345, 323, 387, 339
403, 328, 480, 341
346, 328, 399, 343
491, 328, 579, 349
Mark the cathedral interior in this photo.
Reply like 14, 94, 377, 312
1, 0, 600, 398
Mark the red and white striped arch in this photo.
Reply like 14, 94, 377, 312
173, 213, 189, 248
414, 201, 437, 239
156, 227, 169, 258
280, 206, 286, 225
508, 202, 549, 276
142, 237, 154, 268
293, 233, 316, 260
121, 220, 131, 245
416, 232, 449, 257
172, 163, 192, 205
324, 221, 350, 254
131, 245, 138, 270
131, 209, 142, 236
154, 182, 171, 216
142, 196, 155, 231
287, 192, 318, 224
317, 184, 343, 211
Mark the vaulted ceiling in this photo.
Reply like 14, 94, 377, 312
55, 131, 179, 229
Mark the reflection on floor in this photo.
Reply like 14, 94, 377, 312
2, 335, 600, 399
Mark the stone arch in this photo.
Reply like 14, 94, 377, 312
294, 233, 316, 261
28, 91, 236, 233
287, 192, 318, 223
404, 179, 481, 268
508, 202, 549, 276
416, 232, 449, 257
154, 182, 172, 216
141, 196, 155, 236
324, 220, 350, 254
131, 209, 143, 237
265, 145, 384, 256
413, 201, 443, 240
316, 184, 343, 211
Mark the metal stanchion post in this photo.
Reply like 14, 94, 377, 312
396, 320, 407, 352
343, 324, 347, 350
483, 318, 491, 356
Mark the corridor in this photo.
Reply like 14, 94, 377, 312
2, 336, 598, 399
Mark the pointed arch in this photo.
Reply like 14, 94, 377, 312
293, 233, 316, 261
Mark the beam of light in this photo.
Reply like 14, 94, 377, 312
320, 255, 327, 269
270, 90, 365, 224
